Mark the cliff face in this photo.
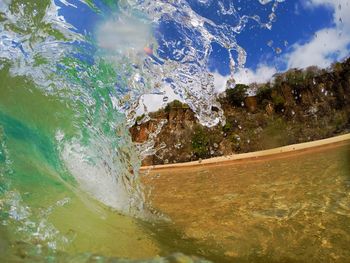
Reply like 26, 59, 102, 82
130, 58, 350, 166
130, 105, 199, 165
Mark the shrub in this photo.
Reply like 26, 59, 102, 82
229, 133, 241, 152
226, 84, 249, 107
164, 99, 188, 112
256, 84, 273, 106
272, 94, 285, 112
286, 69, 304, 88
191, 126, 209, 158
135, 114, 145, 123
222, 121, 233, 133
172, 99, 184, 108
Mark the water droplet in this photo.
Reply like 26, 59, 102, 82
269, 13, 276, 22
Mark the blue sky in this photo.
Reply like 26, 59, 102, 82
57, 0, 350, 84
55, 0, 350, 111
209, 0, 335, 74
207, 0, 350, 88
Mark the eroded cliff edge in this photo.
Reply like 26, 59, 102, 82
130, 58, 350, 166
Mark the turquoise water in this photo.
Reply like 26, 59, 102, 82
0, 1, 158, 260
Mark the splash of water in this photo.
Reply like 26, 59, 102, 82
0, 0, 285, 259
116, 0, 284, 127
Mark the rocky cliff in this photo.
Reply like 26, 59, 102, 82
130, 58, 350, 166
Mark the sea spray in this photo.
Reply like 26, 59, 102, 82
0, 0, 285, 259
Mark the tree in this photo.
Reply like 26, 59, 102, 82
226, 84, 249, 107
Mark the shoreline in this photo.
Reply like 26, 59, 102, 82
140, 133, 350, 170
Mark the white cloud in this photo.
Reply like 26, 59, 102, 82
234, 64, 277, 84
212, 71, 230, 93
285, 0, 350, 69
306, 0, 350, 30
212, 64, 277, 93
286, 28, 350, 68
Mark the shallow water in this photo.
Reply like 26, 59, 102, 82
0, 68, 157, 261
144, 142, 350, 262
3, 0, 343, 262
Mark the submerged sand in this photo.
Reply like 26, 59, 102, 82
142, 134, 350, 262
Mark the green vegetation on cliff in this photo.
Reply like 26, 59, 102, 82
130, 58, 350, 165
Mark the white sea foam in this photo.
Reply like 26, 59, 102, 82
61, 140, 132, 213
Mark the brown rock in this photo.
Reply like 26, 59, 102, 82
245, 96, 257, 113
265, 102, 274, 115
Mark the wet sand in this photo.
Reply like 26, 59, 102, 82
141, 134, 350, 262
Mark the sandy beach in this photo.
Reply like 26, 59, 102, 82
141, 133, 350, 170
141, 135, 350, 262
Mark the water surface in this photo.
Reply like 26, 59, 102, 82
144, 142, 350, 262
